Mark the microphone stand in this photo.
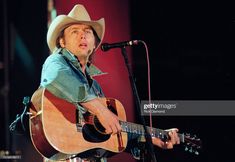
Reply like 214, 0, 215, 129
120, 47, 156, 162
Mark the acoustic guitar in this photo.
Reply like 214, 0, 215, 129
29, 88, 201, 161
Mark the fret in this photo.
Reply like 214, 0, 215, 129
154, 128, 158, 137
132, 123, 136, 133
161, 129, 166, 140
150, 127, 155, 137
151, 128, 155, 137
132, 124, 136, 133
129, 122, 132, 133
179, 133, 184, 143
140, 125, 144, 135
120, 121, 127, 132
127, 122, 130, 132
125, 123, 128, 132
131, 123, 134, 133
158, 129, 163, 139
136, 124, 139, 134
121, 122, 126, 132
138, 124, 142, 135
126, 122, 129, 132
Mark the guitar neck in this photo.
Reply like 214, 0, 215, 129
119, 121, 185, 143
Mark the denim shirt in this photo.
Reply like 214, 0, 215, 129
40, 48, 105, 113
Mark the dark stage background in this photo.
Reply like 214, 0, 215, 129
130, 1, 235, 162
1, 0, 235, 162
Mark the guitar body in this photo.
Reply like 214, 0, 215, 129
29, 88, 128, 161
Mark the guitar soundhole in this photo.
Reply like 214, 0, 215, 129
94, 116, 106, 133
82, 124, 110, 142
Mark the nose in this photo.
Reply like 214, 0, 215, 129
80, 31, 86, 39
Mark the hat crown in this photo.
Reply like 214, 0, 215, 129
68, 4, 91, 21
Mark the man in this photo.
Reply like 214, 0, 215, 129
41, 4, 180, 162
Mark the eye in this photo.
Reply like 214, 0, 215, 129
85, 29, 92, 34
72, 30, 79, 34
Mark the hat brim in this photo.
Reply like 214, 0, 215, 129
47, 15, 105, 53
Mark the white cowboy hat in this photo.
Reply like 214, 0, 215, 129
47, 4, 105, 53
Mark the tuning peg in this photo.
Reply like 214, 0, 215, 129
196, 138, 201, 142
189, 147, 193, 153
192, 134, 199, 140
185, 133, 190, 137
194, 151, 199, 155
186, 142, 191, 146
190, 147, 195, 154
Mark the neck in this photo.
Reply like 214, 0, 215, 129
77, 57, 87, 74
63, 48, 90, 74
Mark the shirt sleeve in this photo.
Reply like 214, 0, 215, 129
40, 54, 97, 103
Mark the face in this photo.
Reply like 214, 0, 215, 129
59, 24, 96, 61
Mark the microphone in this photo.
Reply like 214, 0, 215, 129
101, 40, 141, 52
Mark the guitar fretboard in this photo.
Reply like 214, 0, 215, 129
119, 121, 185, 143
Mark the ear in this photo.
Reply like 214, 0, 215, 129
59, 38, 65, 48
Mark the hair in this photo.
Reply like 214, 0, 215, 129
89, 28, 100, 63
56, 29, 65, 49
55, 26, 100, 64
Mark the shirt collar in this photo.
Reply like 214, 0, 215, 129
59, 48, 107, 77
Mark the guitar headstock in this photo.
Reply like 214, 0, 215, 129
183, 133, 202, 155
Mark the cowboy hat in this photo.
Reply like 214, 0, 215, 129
47, 4, 105, 52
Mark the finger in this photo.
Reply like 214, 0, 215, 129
110, 123, 119, 134
164, 141, 173, 149
175, 134, 180, 144
112, 117, 122, 134
171, 130, 180, 144
152, 137, 174, 149
152, 137, 165, 148
105, 125, 113, 134
168, 131, 177, 145
113, 122, 122, 134
172, 131, 181, 145
176, 138, 180, 144
116, 122, 122, 133
165, 128, 179, 132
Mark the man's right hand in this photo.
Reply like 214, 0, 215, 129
80, 98, 122, 134
96, 106, 122, 134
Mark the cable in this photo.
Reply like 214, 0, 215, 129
139, 40, 152, 130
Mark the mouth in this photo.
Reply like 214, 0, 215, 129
79, 43, 88, 48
